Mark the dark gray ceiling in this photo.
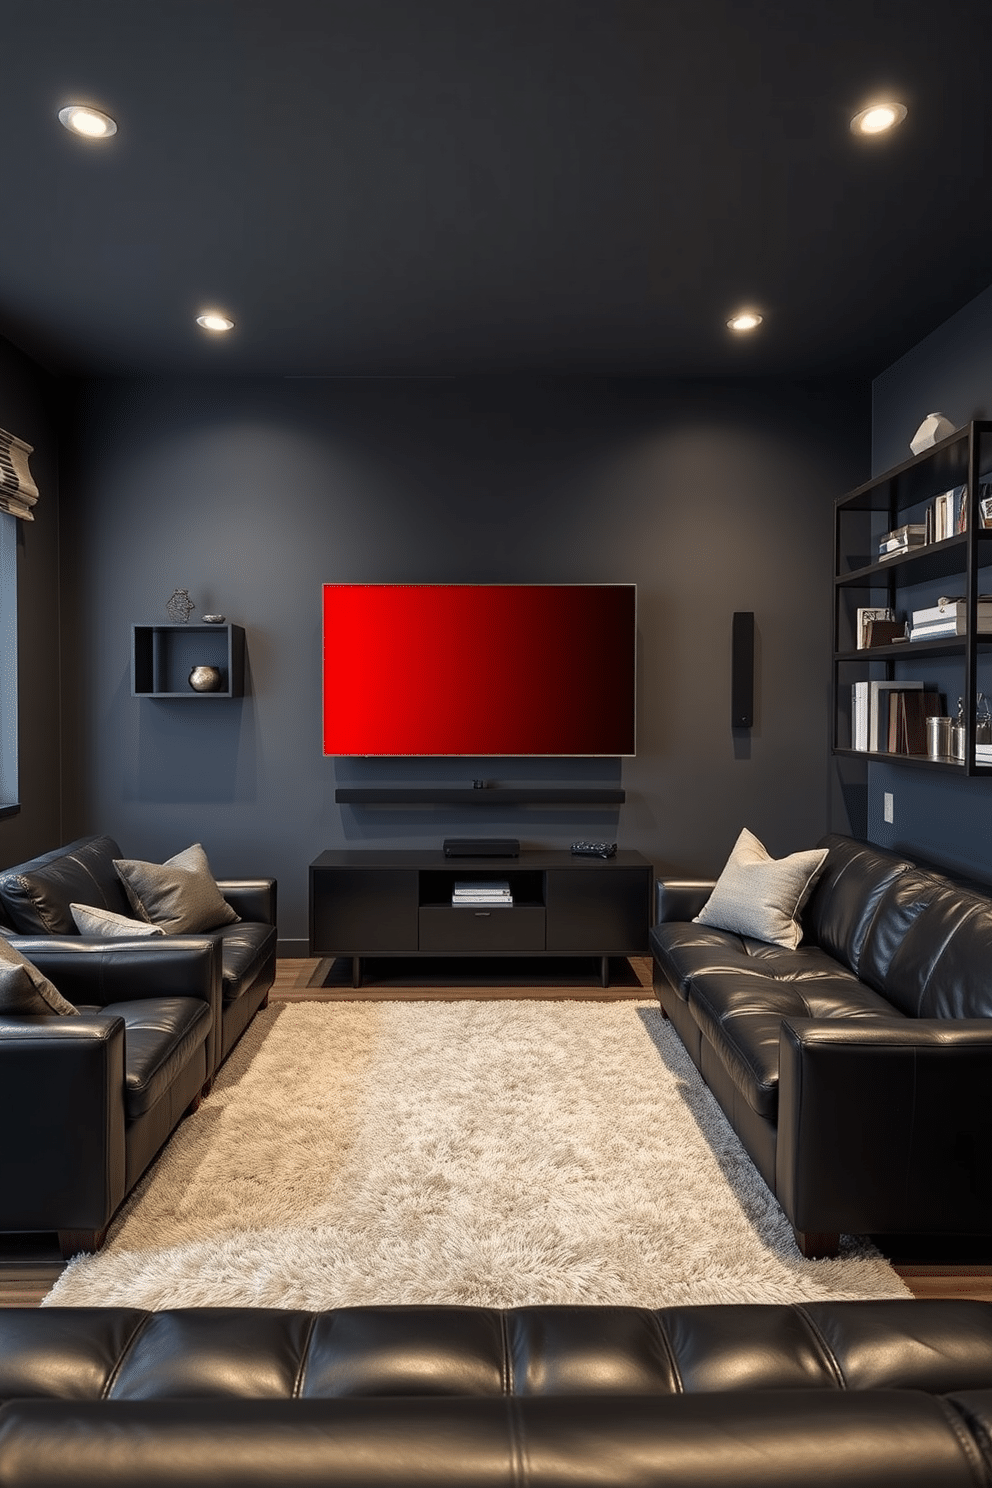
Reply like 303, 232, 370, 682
2, 0, 990, 379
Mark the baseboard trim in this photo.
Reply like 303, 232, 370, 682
276, 939, 310, 959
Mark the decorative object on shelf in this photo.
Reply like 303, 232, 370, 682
0, 427, 40, 520
980, 483, 992, 528
856, 606, 893, 648
166, 588, 195, 624
909, 412, 956, 454
909, 595, 992, 641
864, 619, 906, 648
952, 698, 968, 763
975, 693, 992, 746
188, 665, 223, 692
202, 614, 226, 624
926, 715, 954, 761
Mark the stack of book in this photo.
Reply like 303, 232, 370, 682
878, 524, 925, 561
909, 597, 992, 641
976, 742, 992, 768
451, 880, 513, 908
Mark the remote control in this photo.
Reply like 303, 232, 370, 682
570, 840, 617, 858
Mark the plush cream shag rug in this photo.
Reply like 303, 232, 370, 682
45, 1000, 910, 1308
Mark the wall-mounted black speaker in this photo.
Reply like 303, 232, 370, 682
732, 611, 754, 729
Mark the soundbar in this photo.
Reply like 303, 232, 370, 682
443, 838, 520, 858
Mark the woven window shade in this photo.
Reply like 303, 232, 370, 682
0, 428, 39, 520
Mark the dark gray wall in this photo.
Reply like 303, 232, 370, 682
59, 376, 868, 951
0, 335, 62, 866
865, 284, 992, 878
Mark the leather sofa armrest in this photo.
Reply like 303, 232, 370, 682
0, 1015, 126, 1233
7, 936, 221, 1007
7, 936, 222, 1074
217, 879, 276, 925
655, 880, 716, 924
776, 1019, 992, 1239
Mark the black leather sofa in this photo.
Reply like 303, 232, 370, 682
651, 832, 992, 1259
3, 1299, 992, 1484
0, 936, 218, 1258
0, 834, 277, 1072
0, 835, 277, 1258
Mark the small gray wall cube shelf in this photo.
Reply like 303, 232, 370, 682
132, 623, 246, 698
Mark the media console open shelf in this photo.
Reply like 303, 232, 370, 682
334, 786, 626, 805
132, 623, 246, 698
832, 419, 992, 775
309, 848, 652, 987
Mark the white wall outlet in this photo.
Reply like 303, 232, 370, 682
883, 792, 894, 824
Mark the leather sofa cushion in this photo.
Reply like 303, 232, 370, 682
4, 1300, 992, 1403
801, 834, 911, 976
688, 969, 900, 1119
0, 836, 132, 935
884, 886, 992, 1020
93, 997, 211, 1119
651, 922, 860, 1003
215, 923, 277, 1003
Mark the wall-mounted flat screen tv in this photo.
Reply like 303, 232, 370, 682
323, 583, 636, 757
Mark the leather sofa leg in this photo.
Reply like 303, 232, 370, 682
793, 1227, 840, 1259
58, 1226, 108, 1260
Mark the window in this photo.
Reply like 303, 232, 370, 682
0, 511, 18, 813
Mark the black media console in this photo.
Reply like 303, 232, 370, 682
309, 849, 653, 987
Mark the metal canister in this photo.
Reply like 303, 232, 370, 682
926, 716, 954, 760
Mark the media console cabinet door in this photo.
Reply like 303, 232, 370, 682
310, 868, 419, 954
545, 867, 650, 954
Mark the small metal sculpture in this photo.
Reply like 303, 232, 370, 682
166, 588, 195, 624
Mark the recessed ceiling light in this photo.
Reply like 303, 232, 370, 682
196, 312, 235, 333
727, 311, 763, 333
57, 104, 117, 139
850, 101, 907, 136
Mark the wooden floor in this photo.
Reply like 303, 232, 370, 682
3, 956, 991, 1306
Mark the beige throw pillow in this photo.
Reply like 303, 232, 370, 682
114, 843, 240, 934
0, 936, 79, 1016
70, 903, 166, 938
693, 828, 828, 950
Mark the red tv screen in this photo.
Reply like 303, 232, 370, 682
323, 583, 636, 757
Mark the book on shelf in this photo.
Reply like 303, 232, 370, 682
924, 486, 967, 543
878, 524, 925, 560
886, 689, 941, 755
975, 745, 992, 765
869, 680, 922, 752
452, 879, 513, 907
851, 681, 869, 750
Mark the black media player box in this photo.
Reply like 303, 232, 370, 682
443, 838, 519, 858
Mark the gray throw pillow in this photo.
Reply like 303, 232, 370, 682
114, 843, 240, 934
70, 902, 166, 938
0, 936, 78, 1016
693, 828, 828, 950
